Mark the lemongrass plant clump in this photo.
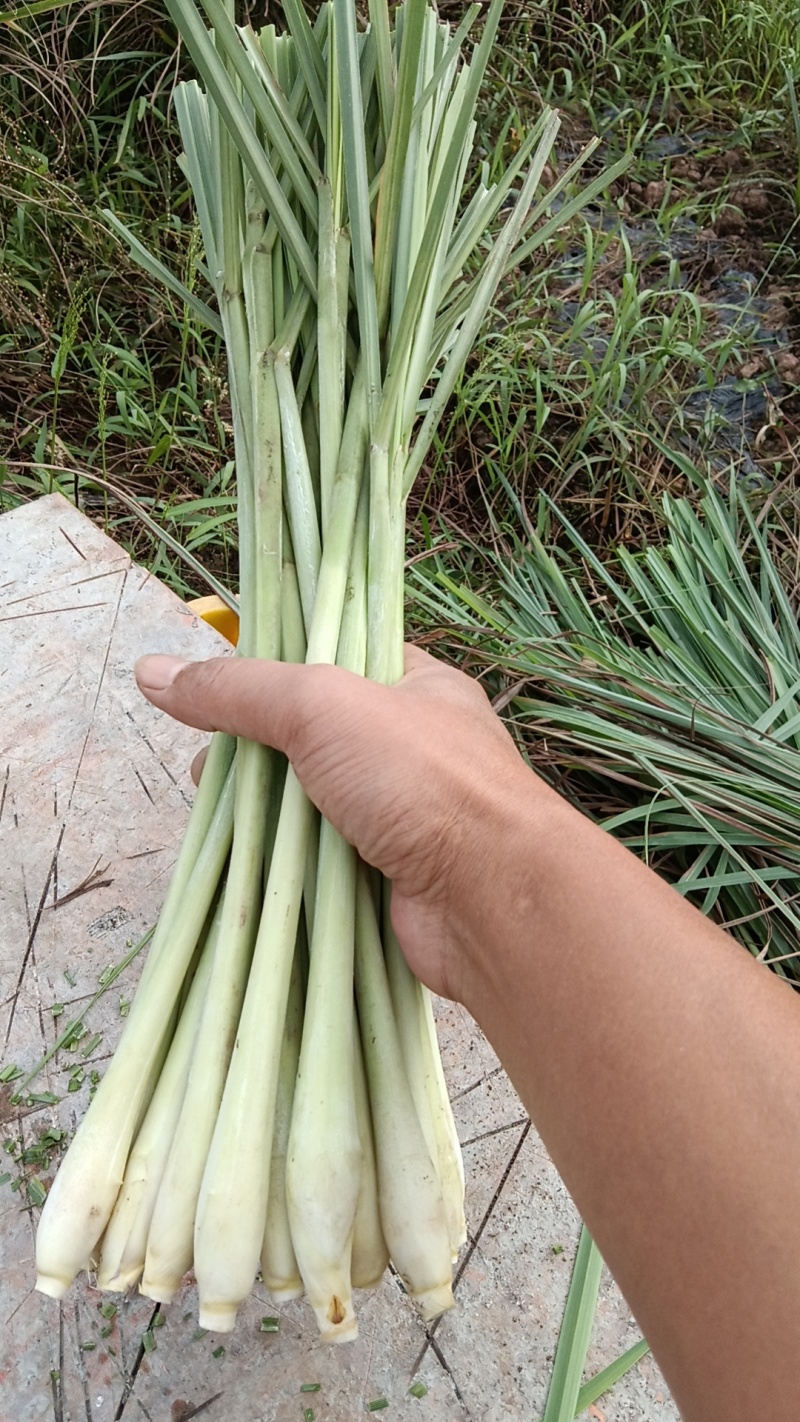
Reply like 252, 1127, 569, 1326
35, 0, 618, 1341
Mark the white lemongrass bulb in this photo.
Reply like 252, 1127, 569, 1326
35, 773, 235, 1299
96, 901, 221, 1291
261, 947, 304, 1302
285, 823, 361, 1342
351, 1007, 389, 1290
420, 980, 466, 1259
385, 923, 466, 1258
355, 869, 454, 1322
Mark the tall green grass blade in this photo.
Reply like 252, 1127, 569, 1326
412, 4, 480, 122
103, 211, 223, 336
541, 1227, 604, 1422
281, 0, 327, 133
404, 114, 560, 493
574, 1338, 650, 1416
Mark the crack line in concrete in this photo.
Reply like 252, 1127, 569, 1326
459, 1116, 529, 1150
114, 1301, 163, 1421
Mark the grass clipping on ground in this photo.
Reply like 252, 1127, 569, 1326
417, 476, 800, 986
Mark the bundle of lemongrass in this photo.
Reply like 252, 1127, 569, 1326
34, 0, 616, 1341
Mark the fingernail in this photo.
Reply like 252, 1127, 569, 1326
135, 654, 188, 692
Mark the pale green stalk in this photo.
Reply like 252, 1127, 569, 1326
281, 521, 309, 665
317, 176, 344, 532
95, 897, 222, 1291
372, 0, 427, 335
239, 24, 323, 183
388, 13, 432, 343
367, 0, 393, 144
411, 5, 481, 122
351, 1006, 389, 1289
354, 867, 453, 1320
143, 208, 281, 1304
281, 0, 327, 134
136, 730, 234, 988
193, 766, 315, 1329
274, 350, 321, 629
35, 767, 235, 1297
285, 494, 367, 1343
285, 816, 360, 1341
419, 983, 465, 1254
384, 930, 465, 1260
261, 946, 305, 1302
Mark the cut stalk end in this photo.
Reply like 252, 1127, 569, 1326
35, 1272, 69, 1299
410, 1280, 455, 1321
95, 1264, 142, 1292
198, 1300, 240, 1332
139, 1275, 180, 1303
266, 1280, 305, 1303
312, 1293, 359, 1344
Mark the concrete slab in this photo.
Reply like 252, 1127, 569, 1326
0, 495, 679, 1422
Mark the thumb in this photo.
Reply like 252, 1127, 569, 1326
134, 653, 314, 755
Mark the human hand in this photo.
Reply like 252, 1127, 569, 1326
134, 647, 536, 1001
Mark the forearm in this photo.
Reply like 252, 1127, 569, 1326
457, 772, 800, 1421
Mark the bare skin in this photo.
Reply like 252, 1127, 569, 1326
136, 647, 800, 1422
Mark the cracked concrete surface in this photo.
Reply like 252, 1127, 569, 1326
0, 495, 679, 1422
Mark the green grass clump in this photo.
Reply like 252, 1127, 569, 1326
413, 471, 800, 985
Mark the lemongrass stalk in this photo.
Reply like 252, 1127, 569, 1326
420, 979, 466, 1254
374, 0, 505, 443
193, 359, 369, 1331
351, 1006, 389, 1290
95, 896, 223, 1291
354, 866, 454, 1320
136, 730, 234, 989
317, 176, 343, 532
284, 497, 368, 1343
281, 0, 327, 136
142, 215, 282, 1304
274, 349, 320, 629
35, 767, 235, 1298
238, 24, 322, 184
365, 482, 466, 1256
286, 817, 360, 1341
384, 925, 465, 1259
139, 751, 271, 1301
261, 945, 305, 1302
193, 767, 315, 1330
411, 6, 481, 124
281, 519, 308, 666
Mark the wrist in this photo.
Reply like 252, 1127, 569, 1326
442, 763, 575, 1011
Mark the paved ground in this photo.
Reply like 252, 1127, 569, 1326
0, 495, 679, 1422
